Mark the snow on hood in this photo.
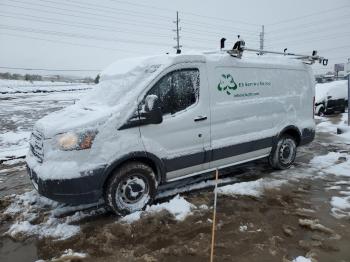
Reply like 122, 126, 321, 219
36, 56, 168, 138
315, 80, 348, 103
35, 104, 112, 138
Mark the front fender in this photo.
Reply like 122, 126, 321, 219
100, 151, 166, 190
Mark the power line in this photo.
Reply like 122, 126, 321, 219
181, 28, 259, 42
107, 0, 175, 14
181, 34, 259, 46
180, 11, 259, 27
9, 0, 171, 27
1, 1, 259, 44
267, 14, 350, 35
182, 28, 260, 40
4, 0, 259, 37
270, 31, 350, 47
181, 19, 260, 35
0, 32, 146, 53
55, 0, 173, 21
0, 27, 210, 51
267, 20, 350, 41
319, 45, 350, 52
1, 1, 172, 31
267, 4, 350, 26
0, 12, 172, 39
294, 45, 350, 56
105, 0, 259, 27
0, 14, 252, 49
0, 24, 172, 47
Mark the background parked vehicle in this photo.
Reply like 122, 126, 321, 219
315, 80, 348, 116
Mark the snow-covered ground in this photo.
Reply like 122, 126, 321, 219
4, 190, 105, 240
0, 80, 93, 162
36, 249, 88, 262
316, 113, 350, 141
312, 113, 350, 219
1, 79, 350, 261
293, 256, 312, 262
0, 79, 92, 94
2, 111, 350, 242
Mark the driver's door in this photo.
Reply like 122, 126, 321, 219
139, 63, 210, 181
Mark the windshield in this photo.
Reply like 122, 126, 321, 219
79, 64, 162, 108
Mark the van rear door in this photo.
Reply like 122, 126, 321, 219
139, 63, 211, 181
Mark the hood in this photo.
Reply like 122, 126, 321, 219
35, 104, 113, 138
35, 57, 167, 138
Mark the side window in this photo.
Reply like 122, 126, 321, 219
146, 68, 200, 115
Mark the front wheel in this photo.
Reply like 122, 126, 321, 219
317, 106, 325, 116
104, 162, 157, 216
269, 135, 297, 170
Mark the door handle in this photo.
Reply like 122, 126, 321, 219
194, 116, 207, 122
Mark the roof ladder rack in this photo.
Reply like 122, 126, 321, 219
220, 37, 328, 66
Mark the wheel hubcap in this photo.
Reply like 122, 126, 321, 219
116, 175, 150, 211
279, 140, 294, 165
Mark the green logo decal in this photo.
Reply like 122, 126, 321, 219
217, 74, 237, 95
217, 73, 271, 97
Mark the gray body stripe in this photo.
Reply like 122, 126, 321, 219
162, 136, 274, 172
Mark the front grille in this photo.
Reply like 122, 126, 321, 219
30, 129, 44, 163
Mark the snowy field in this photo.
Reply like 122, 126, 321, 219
0, 80, 92, 162
0, 80, 350, 261
0, 79, 92, 94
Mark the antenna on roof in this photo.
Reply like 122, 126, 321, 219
230, 35, 245, 58
221, 37, 328, 66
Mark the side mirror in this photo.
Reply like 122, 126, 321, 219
144, 95, 163, 124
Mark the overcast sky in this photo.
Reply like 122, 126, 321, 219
0, 0, 349, 77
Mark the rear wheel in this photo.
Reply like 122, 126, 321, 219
269, 135, 297, 170
104, 162, 157, 216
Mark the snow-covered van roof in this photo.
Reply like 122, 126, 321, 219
100, 51, 309, 81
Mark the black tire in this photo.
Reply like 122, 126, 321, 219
104, 161, 157, 216
317, 106, 325, 116
268, 135, 297, 170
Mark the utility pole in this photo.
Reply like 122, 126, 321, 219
173, 11, 182, 54
348, 72, 350, 126
259, 25, 264, 55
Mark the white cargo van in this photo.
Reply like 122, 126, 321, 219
26, 52, 315, 215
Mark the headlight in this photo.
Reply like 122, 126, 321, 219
57, 130, 98, 151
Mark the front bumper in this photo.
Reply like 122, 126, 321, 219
27, 165, 106, 204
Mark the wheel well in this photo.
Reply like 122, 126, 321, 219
102, 157, 162, 192
280, 128, 301, 146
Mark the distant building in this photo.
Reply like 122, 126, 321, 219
345, 59, 350, 77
